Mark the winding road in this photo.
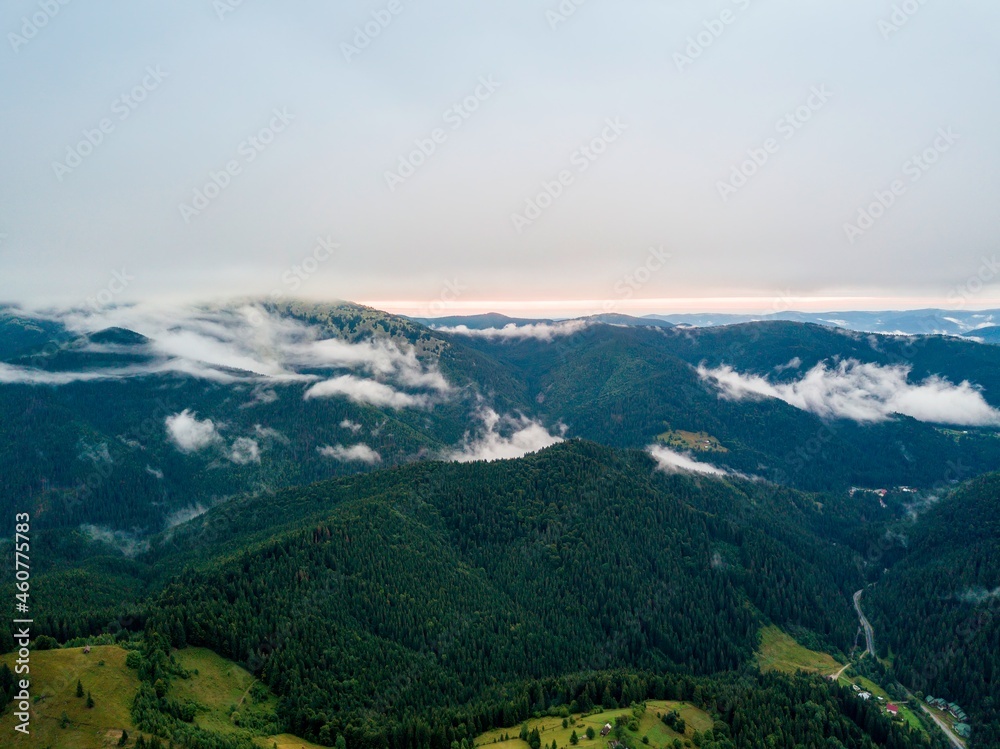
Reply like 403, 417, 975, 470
852, 588, 965, 749
853, 589, 876, 658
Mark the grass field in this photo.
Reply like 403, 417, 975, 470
755, 626, 845, 677
475, 701, 714, 749
0, 645, 139, 749
171, 647, 280, 737
0, 644, 310, 749
655, 430, 728, 453
837, 673, 926, 737
258, 733, 329, 749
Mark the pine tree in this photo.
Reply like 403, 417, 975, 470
570, 730, 579, 745
76, 678, 84, 697
86, 690, 95, 709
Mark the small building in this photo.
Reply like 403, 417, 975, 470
954, 724, 972, 739
600, 724, 612, 738
852, 684, 861, 692
886, 704, 899, 717
859, 692, 872, 701
925, 696, 936, 704
83, 646, 91, 654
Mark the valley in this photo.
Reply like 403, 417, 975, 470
1, 304, 998, 749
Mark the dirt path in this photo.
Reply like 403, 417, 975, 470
830, 662, 851, 681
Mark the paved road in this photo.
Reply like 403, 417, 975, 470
916, 701, 966, 749
853, 589, 876, 657
852, 589, 965, 748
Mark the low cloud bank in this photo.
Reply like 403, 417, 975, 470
318, 443, 381, 464
445, 408, 563, 462
698, 360, 1000, 427
957, 587, 1000, 604
4, 305, 450, 408
80, 524, 149, 557
305, 374, 429, 409
434, 320, 589, 341
647, 445, 731, 477
166, 410, 221, 453
229, 437, 261, 464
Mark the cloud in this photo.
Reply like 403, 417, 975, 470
647, 445, 730, 477
340, 418, 363, 433
164, 503, 209, 529
6, 304, 449, 396
165, 410, 221, 453
774, 356, 802, 373
79, 524, 150, 557
698, 360, 1000, 427
318, 443, 382, 464
445, 408, 563, 462
304, 374, 429, 408
229, 437, 261, 464
957, 587, 1000, 605
433, 320, 590, 341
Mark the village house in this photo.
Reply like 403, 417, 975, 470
600, 724, 612, 738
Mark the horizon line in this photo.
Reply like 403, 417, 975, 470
357, 296, 1000, 318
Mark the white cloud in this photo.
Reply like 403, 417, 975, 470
340, 418, 363, 433
433, 320, 590, 341
304, 374, 429, 408
647, 445, 730, 477
318, 443, 381, 464
164, 503, 209, 529
165, 410, 221, 453
774, 356, 802, 373
445, 408, 563, 462
698, 360, 1000, 427
229, 437, 261, 464
79, 524, 149, 557
957, 587, 1000, 604
7, 304, 449, 396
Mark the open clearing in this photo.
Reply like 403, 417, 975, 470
0, 645, 138, 749
0, 645, 310, 749
475, 701, 713, 749
655, 430, 728, 453
755, 626, 844, 677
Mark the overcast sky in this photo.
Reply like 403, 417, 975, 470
1, 0, 998, 316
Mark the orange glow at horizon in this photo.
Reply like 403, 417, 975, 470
357, 296, 1000, 318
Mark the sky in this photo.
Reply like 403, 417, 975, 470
1, 0, 999, 317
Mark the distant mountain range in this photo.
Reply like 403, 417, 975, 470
412, 308, 1000, 340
